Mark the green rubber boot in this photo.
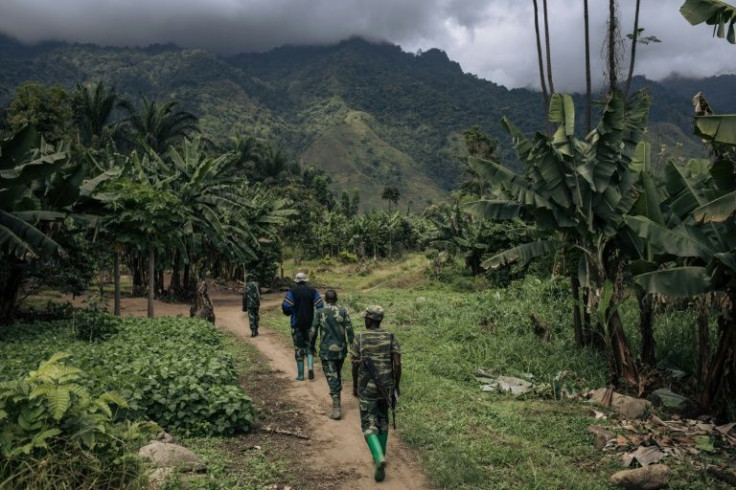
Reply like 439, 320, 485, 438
296, 360, 305, 381
378, 431, 388, 457
307, 354, 315, 380
365, 434, 386, 482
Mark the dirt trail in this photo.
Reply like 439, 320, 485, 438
110, 288, 429, 489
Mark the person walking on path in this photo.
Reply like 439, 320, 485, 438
310, 289, 354, 420
282, 272, 323, 381
351, 305, 401, 483
242, 274, 261, 337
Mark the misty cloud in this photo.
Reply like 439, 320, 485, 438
0, 0, 733, 90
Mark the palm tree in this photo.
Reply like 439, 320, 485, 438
118, 94, 198, 154
252, 142, 299, 184
71, 81, 119, 149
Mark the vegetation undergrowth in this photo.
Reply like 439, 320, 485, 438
0, 353, 157, 490
159, 332, 295, 490
265, 257, 734, 489
0, 311, 258, 489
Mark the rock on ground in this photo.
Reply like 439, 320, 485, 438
139, 442, 205, 472
609, 464, 670, 489
589, 388, 652, 419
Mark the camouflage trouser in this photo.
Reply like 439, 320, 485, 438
359, 398, 389, 436
291, 328, 309, 361
247, 307, 259, 332
322, 358, 345, 399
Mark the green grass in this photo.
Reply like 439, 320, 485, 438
265, 255, 735, 489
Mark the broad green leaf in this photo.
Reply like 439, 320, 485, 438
693, 191, 736, 222
695, 114, 736, 144
680, 0, 736, 43
464, 200, 522, 220
664, 160, 708, 218
625, 215, 715, 259
634, 266, 712, 296
482, 240, 561, 270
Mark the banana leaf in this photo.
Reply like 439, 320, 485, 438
624, 215, 715, 259
680, 0, 736, 43
695, 114, 736, 144
693, 191, 736, 222
634, 266, 712, 296
482, 239, 561, 270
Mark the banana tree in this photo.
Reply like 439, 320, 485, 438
467, 91, 653, 390
0, 127, 115, 324
681, 0, 736, 43
625, 139, 736, 411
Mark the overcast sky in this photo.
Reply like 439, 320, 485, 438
1, 0, 733, 91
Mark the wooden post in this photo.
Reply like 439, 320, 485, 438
147, 246, 154, 318
114, 250, 121, 316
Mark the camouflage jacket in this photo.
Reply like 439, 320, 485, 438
311, 304, 354, 360
350, 328, 400, 400
243, 281, 260, 309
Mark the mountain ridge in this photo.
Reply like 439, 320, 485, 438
1, 34, 730, 208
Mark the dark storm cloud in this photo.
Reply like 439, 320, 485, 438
0, 0, 733, 90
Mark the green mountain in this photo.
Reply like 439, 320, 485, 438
1, 34, 731, 208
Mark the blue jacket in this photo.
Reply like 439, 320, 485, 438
282, 283, 323, 330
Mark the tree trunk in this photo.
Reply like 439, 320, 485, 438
605, 256, 640, 392
183, 261, 191, 297
607, 306, 640, 391
624, 0, 642, 99
583, 0, 592, 132
607, 0, 619, 93
170, 249, 181, 296
582, 286, 592, 346
637, 287, 656, 367
532, 0, 550, 115
131, 252, 146, 297
114, 250, 121, 317
147, 246, 154, 318
571, 271, 584, 348
697, 294, 712, 386
156, 268, 164, 298
0, 259, 23, 325
542, 0, 555, 96
698, 294, 735, 411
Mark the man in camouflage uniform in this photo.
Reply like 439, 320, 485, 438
242, 274, 260, 337
282, 272, 323, 381
351, 305, 401, 483
310, 290, 354, 420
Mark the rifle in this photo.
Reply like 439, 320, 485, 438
361, 357, 397, 429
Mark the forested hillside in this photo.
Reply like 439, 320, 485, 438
1, 34, 731, 207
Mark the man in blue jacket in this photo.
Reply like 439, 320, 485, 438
282, 272, 323, 380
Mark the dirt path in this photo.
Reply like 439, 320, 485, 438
107, 287, 429, 489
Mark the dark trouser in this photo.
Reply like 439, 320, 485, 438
291, 327, 309, 361
359, 398, 389, 437
322, 358, 344, 400
247, 307, 259, 332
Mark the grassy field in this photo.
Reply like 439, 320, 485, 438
267, 254, 735, 489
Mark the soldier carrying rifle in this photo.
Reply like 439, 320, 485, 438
351, 305, 401, 483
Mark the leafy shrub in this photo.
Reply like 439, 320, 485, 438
78, 317, 256, 437
0, 317, 257, 438
14, 301, 75, 323
72, 308, 121, 341
338, 251, 358, 263
319, 255, 338, 267
0, 353, 156, 489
